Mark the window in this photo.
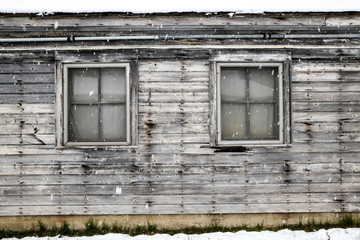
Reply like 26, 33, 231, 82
217, 63, 284, 145
63, 63, 130, 146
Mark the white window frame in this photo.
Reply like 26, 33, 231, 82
63, 63, 131, 146
216, 62, 284, 146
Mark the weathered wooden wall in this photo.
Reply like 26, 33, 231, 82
0, 12, 360, 217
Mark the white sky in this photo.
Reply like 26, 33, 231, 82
0, 0, 360, 13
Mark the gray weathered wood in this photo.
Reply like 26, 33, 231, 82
1, 12, 360, 218
0, 83, 54, 94
0, 73, 54, 84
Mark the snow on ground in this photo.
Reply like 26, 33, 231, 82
4, 228, 360, 240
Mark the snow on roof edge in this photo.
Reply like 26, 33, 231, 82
1, 10, 360, 16
1, 0, 360, 15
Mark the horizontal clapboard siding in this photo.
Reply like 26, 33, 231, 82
1, 57, 359, 216
0, 104, 55, 147
0, 13, 360, 217
0, 62, 55, 104
138, 60, 210, 150
290, 60, 359, 209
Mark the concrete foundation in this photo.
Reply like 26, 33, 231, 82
0, 213, 358, 231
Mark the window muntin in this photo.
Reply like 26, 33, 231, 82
63, 63, 130, 145
217, 63, 283, 145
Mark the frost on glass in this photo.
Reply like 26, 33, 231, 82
70, 69, 99, 103
69, 105, 99, 141
221, 103, 246, 140
220, 65, 279, 142
221, 68, 246, 101
101, 105, 127, 141
250, 104, 277, 138
68, 66, 127, 143
101, 68, 126, 102
249, 68, 277, 101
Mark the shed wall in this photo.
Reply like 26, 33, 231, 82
0, 13, 359, 217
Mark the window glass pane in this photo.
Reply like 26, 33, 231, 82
221, 68, 246, 101
69, 105, 99, 141
221, 103, 246, 140
249, 67, 277, 101
100, 104, 127, 141
249, 104, 278, 139
101, 68, 126, 102
70, 69, 99, 102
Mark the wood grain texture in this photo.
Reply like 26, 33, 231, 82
1, 12, 360, 217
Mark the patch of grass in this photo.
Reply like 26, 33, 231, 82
100, 221, 111, 234
59, 221, 72, 237
338, 214, 359, 227
37, 219, 47, 236
110, 222, 124, 233
127, 222, 158, 236
84, 218, 100, 236
1, 214, 360, 239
